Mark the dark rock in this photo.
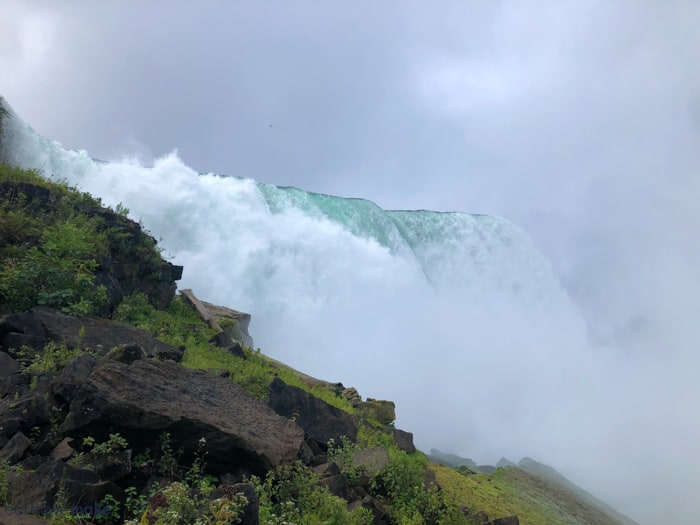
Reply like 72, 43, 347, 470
0, 377, 55, 446
320, 474, 351, 500
52, 354, 97, 405
267, 377, 357, 451
0, 432, 32, 464
0, 308, 182, 361
299, 441, 314, 465
359, 399, 395, 425
84, 450, 132, 483
0, 352, 20, 376
391, 428, 416, 454
6, 457, 121, 511
206, 368, 231, 378
57, 359, 303, 474
1, 334, 46, 356
0, 353, 22, 397
209, 332, 245, 358
103, 343, 145, 364
486, 517, 520, 525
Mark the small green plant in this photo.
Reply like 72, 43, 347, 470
114, 202, 130, 217
327, 436, 363, 485
20, 341, 86, 375
96, 493, 121, 524
157, 431, 183, 481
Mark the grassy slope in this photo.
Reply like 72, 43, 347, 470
432, 464, 628, 525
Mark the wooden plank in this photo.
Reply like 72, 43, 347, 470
180, 289, 223, 332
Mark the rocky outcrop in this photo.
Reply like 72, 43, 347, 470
200, 300, 254, 348
0, 178, 182, 315
391, 429, 416, 454
359, 399, 396, 425
0, 307, 182, 361
267, 377, 357, 451
57, 358, 304, 474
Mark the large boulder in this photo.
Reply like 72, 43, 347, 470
267, 377, 357, 451
57, 359, 303, 474
0, 432, 32, 465
0, 308, 182, 361
359, 399, 395, 425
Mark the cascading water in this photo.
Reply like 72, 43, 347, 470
0, 99, 603, 462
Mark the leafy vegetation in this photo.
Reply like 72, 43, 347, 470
20, 341, 89, 375
251, 462, 373, 525
0, 163, 164, 315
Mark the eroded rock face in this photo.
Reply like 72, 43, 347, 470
200, 300, 254, 348
0, 308, 182, 361
57, 359, 303, 475
267, 377, 358, 451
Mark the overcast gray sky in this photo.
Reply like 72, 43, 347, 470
3, 1, 700, 522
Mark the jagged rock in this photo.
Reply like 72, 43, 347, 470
0, 432, 32, 464
0, 353, 21, 398
359, 399, 395, 425
0, 308, 182, 361
209, 332, 245, 358
6, 457, 121, 512
0, 352, 19, 376
391, 428, 416, 454
57, 359, 303, 474
200, 300, 254, 348
341, 387, 362, 406
0, 375, 54, 447
267, 377, 357, 451
487, 517, 520, 525
49, 437, 75, 461
51, 354, 97, 405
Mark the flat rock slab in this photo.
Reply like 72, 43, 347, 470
58, 359, 303, 474
0, 307, 182, 361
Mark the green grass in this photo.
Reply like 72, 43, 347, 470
431, 464, 624, 525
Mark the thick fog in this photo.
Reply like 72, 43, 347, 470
3, 2, 700, 523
